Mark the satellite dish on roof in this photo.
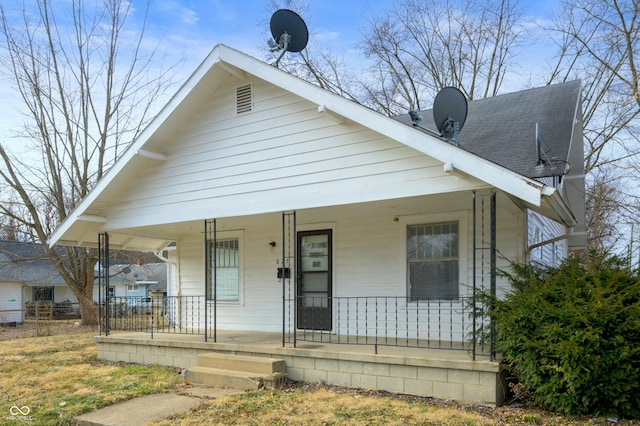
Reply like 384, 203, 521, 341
268, 9, 309, 67
433, 87, 467, 146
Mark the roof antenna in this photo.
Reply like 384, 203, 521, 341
535, 122, 545, 167
534, 123, 568, 173
268, 9, 309, 68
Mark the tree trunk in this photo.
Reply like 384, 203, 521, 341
77, 293, 98, 327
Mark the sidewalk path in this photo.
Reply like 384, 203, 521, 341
73, 387, 242, 426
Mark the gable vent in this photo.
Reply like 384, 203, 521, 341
236, 84, 253, 114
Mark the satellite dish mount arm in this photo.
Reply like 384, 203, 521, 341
272, 32, 291, 67
440, 115, 460, 147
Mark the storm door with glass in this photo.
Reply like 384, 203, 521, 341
297, 230, 332, 330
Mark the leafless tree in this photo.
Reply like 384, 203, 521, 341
545, 0, 640, 250
359, 0, 524, 115
263, 0, 525, 117
585, 166, 627, 252
0, 0, 174, 325
261, 0, 361, 101
547, 0, 639, 173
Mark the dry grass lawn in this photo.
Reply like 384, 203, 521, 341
1, 330, 639, 425
0, 332, 181, 425
154, 388, 495, 425
155, 385, 640, 426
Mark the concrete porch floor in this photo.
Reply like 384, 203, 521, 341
99, 329, 492, 361
95, 330, 505, 405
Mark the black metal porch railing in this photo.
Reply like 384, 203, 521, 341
288, 296, 491, 356
101, 295, 491, 357
103, 296, 207, 336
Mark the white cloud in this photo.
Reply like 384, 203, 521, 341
181, 9, 199, 25
315, 30, 341, 42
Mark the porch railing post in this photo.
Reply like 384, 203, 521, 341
472, 191, 477, 360
204, 221, 207, 342
98, 232, 109, 336
204, 220, 208, 342
490, 191, 497, 361
203, 219, 218, 343
213, 219, 217, 343
282, 211, 297, 348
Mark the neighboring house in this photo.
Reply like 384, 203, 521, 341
93, 262, 167, 301
49, 45, 586, 404
0, 240, 77, 323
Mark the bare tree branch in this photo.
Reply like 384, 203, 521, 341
0, 0, 176, 325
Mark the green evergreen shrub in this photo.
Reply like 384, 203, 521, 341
492, 252, 640, 417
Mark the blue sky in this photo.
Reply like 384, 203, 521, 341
135, 0, 388, 68
134, 0, 558, 71
0, 0, 559, 143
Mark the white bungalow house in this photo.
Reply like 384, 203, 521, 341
48, 44, 585, 405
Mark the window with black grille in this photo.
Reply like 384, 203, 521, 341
407, 222, 459, 300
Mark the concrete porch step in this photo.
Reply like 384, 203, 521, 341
185, 353, 287, 390
196, 352, 286, 375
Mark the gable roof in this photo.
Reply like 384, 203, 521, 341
96, 263, 167, 291
48, 44, 582, 251
395, 81, 582, 179
0, 241, 67, 286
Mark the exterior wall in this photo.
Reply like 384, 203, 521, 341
25, 285, 77, 303
171, 191, 526, 338
0, 282, 24, 323
527, 210, 568, 266
96, 336, 504, 405
93, 284, 128, 301
102, 78, 489, 231
123, 284, 147, 298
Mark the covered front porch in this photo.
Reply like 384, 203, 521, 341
96, 190, 503, 353
91, 191, 508, 404
95, 329, 505, 405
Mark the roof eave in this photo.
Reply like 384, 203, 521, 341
540, 186, 578, 227
49, 47, 229, 248
216, 46, 551, 207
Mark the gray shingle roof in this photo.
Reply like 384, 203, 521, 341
395, 80, 581, 179
97, 263, 167, 291
0, 241, 67, 285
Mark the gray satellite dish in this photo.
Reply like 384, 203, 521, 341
269, 9, 309, 67
433, 87, 467, 146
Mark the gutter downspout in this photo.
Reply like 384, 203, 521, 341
154, 246, 179, 327
526, 228, 574, 261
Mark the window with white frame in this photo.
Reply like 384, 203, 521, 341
209, 238, 240, 302
127, 284, 139, 292
407, 221, 459, 300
